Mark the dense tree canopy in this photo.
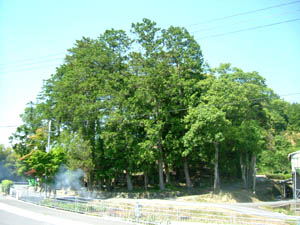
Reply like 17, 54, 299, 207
7, 19, 300, 192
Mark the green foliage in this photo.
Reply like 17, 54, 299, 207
184, 104, 229, 153
7, 19, 300, 191
57, 131, 94, 180
265, 173, 291, 180
258, 134, 297, 175
287, 103, 300, 132
19, 147, 66, 183
1, 179, 13, 194
0, 145, 19, 181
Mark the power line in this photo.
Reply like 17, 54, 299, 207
0, 63, 61, 74
0, 92, 299, 128
191, 8, 300, 34
0, 57, 64, 69
0, 52, 65, 67
0, 12, 299, 75
196, 17, 300, 40
188, 0, 300, 27
2, 15, 298, 75
137, 92, 300, 118
0, 62, 63, 74
0, 125, 19, 128
281, 92, 300, 97
1, 1, 299, 69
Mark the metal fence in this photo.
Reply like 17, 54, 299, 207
9, 187, 298, 225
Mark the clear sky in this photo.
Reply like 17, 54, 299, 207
0, 0, 300, 147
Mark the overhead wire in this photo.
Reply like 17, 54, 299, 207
190, 8, 300, 34
0, 2, 299, 75
1, 1, 299, 72
0, 52, 65, 66
1, 92, 299, 128
0, 57, 64, 69
2, 1, 300, 68
196, 17, 300, 40
187, 0, 300, 27
0, 63, 63, 74
0, 125, 19, 128
1, 16, 299, 74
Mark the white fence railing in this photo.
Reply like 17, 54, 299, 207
9, 187, 298, 225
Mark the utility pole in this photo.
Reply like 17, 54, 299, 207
45, 120, 51, 198
46, 120, 51, 153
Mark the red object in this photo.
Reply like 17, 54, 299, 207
24, 169, 36, 175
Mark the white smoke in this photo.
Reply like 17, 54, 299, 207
55, 165, 84, 192
54, 165, 96, 199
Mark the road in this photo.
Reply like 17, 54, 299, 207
0, 210, 53, 225
0, 194, 132, 225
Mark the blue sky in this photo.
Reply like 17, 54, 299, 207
0, 0, 300, 147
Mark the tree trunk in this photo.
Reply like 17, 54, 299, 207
144, 170, 148, 191
157, 129, 165, 191
90, 121, 97, 187
240, 154, 247, 189
214, 142, 220, 193
105, 178, 111, 191
250, 155, 257, 193
155, 98, 165, 191
126, 170, 133, 191
246, 153, 250, 189
158, 157, 165, 191
183, 157, 192, 189
165, 163, 171, 185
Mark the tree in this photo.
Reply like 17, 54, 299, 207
161, 25, 205, 189
287, 103, 300, 132
130, 18, 169, 191
8, 19, 298, 192
18, 147, 66, 185
0, 145, 19, 181
56, 131, 94, 188
209, 64, 270, 190
236, 120, 265, 190
258, 134, 297, 175
10, 102, 46, 156
184, 104, 230, 192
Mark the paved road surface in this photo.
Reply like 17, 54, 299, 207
0, 210, 53, 225
0, 194, 132, 225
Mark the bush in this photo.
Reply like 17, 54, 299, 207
1, 180, 13, 194
265, 174, 291, 180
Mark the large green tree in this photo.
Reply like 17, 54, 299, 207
9, 19, 299, 193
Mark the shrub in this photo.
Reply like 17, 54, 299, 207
1, 179, 13, 194
265, 174, 291, 180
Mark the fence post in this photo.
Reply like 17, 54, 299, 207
75, 196, 77, 212
135, 202, 142, 221
232, 215, 235, 224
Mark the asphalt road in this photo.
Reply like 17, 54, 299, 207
0, 194, 132, 225
0, 210, 53, 225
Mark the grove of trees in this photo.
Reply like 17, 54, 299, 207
5, 19, 300, 193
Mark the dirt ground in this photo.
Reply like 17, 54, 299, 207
176, 175, 284, 203
28, 175, 286, 204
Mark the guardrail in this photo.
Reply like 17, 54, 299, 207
10, 189, 298, 225
13, 182, 29, 185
